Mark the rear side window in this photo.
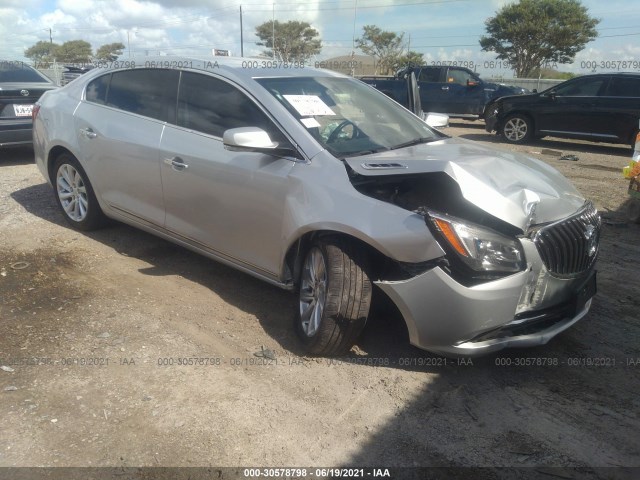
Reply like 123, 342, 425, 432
105, 69, 179, 122
86, 74, 110, 105
418, 68, 440, 82
177, 72, 285, 142
606, 77, 640, 97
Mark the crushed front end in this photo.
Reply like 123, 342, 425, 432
376, 201, 600, 356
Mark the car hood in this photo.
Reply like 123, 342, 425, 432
484, 82, 527, 95
344, 137, 585, 231
494, 92, 540, 104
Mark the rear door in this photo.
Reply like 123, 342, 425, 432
74, 68, 179, 226
417, 67, 449, 113
597, 76, 640, 143
159, 71, 295, 278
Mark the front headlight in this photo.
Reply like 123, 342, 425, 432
428, 211, 525, 273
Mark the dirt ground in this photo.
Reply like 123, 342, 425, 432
0, 124, 639, 478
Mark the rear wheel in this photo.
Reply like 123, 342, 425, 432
501, 114, 533, 144
53, 153, 106, 231
295, 237, 372, 356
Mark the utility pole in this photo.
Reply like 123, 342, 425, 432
240, 5, 244, 57
350, 0, 358, 76
49, 28, 53, 44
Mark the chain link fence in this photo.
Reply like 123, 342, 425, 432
33, 62, 65, 86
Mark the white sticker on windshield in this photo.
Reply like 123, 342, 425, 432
283, 95, 335, 116
300, 117, 321, 128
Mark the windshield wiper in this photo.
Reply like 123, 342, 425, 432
390, 137, 437, 150
337, 146, 391, 159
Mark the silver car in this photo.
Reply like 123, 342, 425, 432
33, 57, 600, 357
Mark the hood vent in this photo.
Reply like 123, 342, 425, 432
361, 162, 408, 170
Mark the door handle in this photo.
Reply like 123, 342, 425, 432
79, 127, 97, 139
441, 86, 450, 91
164, 156, 189, 171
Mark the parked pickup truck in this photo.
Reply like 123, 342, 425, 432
360, 65, 527, 119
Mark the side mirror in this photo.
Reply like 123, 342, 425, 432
223, 127, 300, 158
467, 79, 480, 87
532, 89, 538, 93
223, 127, 277, 150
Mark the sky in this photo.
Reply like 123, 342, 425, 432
2, 0, 640, 78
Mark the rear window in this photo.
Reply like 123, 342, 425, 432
0, 62, 50, 83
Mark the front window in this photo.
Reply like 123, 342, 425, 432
446, 68, 477, 85
255, 76, 442, 158
551, 77, 607, 97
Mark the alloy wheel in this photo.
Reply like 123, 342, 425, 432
56, 164, 89, 222
299, 247, 327, 337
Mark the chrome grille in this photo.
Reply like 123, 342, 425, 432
532, 202, 601, 277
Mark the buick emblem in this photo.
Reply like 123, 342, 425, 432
20, 89, 29, 96
584, 224, 597, 257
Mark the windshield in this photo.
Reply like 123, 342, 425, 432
255, 76, 442, 158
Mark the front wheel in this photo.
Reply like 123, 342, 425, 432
53, 153, 106, 231
501, 114, 533, 144
295, 237, 372, 356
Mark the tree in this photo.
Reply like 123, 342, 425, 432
24, 41, 60, 63
95, 42, 125, 61
538, 68, 576, 80
356, 25, 405, 75
394, 51, 424, 70
255, 20, 321, 63
480, 0, 599, 78
56, 40, 93, 64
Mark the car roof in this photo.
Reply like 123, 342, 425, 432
83, 56, 346, 82
566, 72, 640, 78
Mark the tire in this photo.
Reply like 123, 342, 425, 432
295, 237, 372, 356
52, 153, 106, 231
501, 114, 533, 144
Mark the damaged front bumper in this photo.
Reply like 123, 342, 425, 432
375, 251, 597, 357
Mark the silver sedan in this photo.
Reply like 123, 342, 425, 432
33, 57, 600, 356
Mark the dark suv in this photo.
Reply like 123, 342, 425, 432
485, 73, 640, 147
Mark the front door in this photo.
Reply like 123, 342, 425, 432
159, 71, 295, 278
